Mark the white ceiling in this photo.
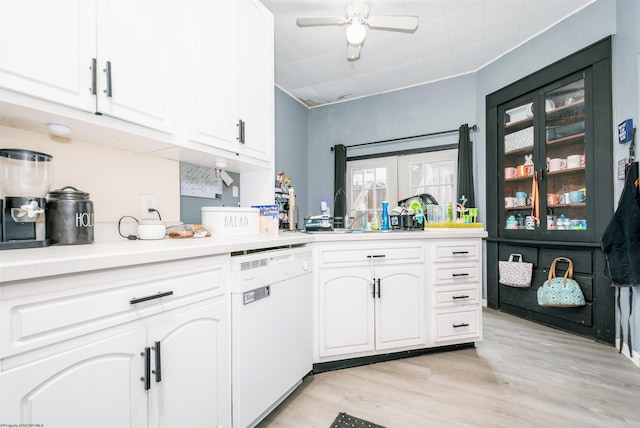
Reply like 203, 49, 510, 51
259, 0, 596, 107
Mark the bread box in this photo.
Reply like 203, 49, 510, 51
201, 207, 260, 236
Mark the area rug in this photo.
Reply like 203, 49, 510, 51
330, 412, 386, 428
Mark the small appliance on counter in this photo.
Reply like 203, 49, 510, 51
304, 201, 334, 232
0, 149, 53, 249
46, 186, 94, 245
392, 193, 439, 230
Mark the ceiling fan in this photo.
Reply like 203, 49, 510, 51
296, 0, 419, 60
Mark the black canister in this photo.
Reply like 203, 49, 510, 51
46, 186, 94, 245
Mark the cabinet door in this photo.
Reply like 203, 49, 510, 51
374, 264, 426, 350
233, 0, 274, 161
499, 71, 595, 242
0, 328, 147, 428
0, 0, 96, 111
317, 267, 374, 357
147, 298, 230, 428
96, 0, 175, 132
186, 0, 235, 148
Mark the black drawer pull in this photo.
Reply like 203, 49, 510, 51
130, 291, 174, 305
453, 323, 470, 328
452, 251, 469, 255
367, 254, 386, 258
452, 295, 470, 300
452, 273, 470, 277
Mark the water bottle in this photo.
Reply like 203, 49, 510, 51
381, 201, 390, 231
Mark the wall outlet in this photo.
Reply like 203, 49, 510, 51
140, 194, 158, 219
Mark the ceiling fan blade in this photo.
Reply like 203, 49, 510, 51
347, 43, 361, 60
366, 15, 419, 31
296, 16, 347, 27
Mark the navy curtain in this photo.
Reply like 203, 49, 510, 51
456, 124, 475, 208
333, 144, 347, 220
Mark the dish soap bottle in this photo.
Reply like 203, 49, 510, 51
381, 201, 390, 230
371, 212, 380, 230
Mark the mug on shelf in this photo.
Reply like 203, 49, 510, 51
505, 197, 517, 207
567, 154, 585, 169
515, 191, 527, 199
525, 216, 536, 230
515, 197, 527, 207
563, 192, 572, 205
569, 189, 586, 203
547, 158, 567, 172
516, 164, 533, 177
547, 193, 561, 205
505, 167, 517, 179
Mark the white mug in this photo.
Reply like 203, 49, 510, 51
547, 158, 567, 172
567, 154, 585, 169
505, 197, 517, 207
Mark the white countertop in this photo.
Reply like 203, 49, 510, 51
0, 228, 486, 283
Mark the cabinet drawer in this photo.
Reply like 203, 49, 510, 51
434, 264, 479, 283
318, 244, 423, 266
432, 241, 480, 262
435, 286, 479, 307
1, 256, 227, 359
435, 308, 480, 342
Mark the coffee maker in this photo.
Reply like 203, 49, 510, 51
0, 149, 53, 249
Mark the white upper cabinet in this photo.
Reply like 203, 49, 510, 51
185, 0, 274, 164
96, 0, 175, 133
0, 0, 175, 133
0, 0, 96, 111
185, 0, 235, 148
233, 0, 274, 162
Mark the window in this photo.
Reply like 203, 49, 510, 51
347, 149, 458, 226
397, 150, 458, 206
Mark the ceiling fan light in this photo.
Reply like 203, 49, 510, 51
346, 21, 366, 45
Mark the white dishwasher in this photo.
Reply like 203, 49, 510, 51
229, 245, 313, 428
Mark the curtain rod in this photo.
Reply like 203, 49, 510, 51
331, 124, 477, 151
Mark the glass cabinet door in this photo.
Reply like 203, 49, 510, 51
543, 77, 587, 233
502, 98, 536, 232
499, 72, 593, 241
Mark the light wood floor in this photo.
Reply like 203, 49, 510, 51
257, 308, 640, 428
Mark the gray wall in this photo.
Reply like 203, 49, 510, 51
274, 87, 309, 224
307, 73, 477, 217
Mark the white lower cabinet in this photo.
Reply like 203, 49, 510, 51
0, 327, 148, 428
0, 256, 230, 428
429, 239, 483, 345
315, 242, 426, 361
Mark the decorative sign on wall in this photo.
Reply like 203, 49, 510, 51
180, 162, 223, 199
618, 119, 633, 144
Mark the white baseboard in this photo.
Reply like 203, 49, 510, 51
616, 338, 640, 368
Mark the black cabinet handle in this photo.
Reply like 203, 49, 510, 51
452, 273, 470, 277
130, 291, 174, 305
367, 254, 386, 258
104, 61, 112, 97
452, 251, 469, 255
237, 119, 245, 143
377, 278, 381, 298
90, 58, 97, 95
371, 280, 376, 298
453, 323, 470, 328
452, 295, 470, 300
152, 341, 162, 383
141, 347, 151, 390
